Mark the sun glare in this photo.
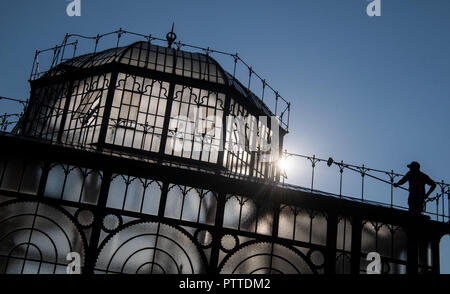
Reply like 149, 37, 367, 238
278, 156, 290, 178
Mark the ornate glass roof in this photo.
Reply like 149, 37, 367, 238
48, 41, 273, 116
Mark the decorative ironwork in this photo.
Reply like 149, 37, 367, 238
28, 29, 290, 131
0, 200, 87, 274
0, 29, 448, 276
0, 123, 446, 274
281, 151, 450, 222
219, 241, 317, 274
1, 97, 449, 222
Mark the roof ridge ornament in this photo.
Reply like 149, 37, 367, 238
166, 23, 177, 48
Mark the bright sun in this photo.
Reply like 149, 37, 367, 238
278, 156, 290, 178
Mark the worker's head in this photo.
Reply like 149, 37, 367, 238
407, 161, 420, 171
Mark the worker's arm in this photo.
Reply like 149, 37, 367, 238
425, 176, 437, 198
394, 173, 409, 187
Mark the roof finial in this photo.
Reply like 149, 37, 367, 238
166, 23, 177, 48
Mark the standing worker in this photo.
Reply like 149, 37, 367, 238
394, 161, 436, 216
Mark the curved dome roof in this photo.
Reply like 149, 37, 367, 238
49, 41, 272, 116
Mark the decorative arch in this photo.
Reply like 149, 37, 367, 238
0, 200, 87, 274
94, 221, 207, 274
219, 240, 317, 274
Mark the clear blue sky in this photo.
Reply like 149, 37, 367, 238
0, 0, 449, 273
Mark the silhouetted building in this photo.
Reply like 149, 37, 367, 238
0, 30, 448, 274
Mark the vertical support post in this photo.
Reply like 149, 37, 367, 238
325, 213, 338, 274
97, 72, 118, 148
37, 161, 51, 198
271, 197, 280, 238
247, 67, 252, 91
431, 235, 440, 274
158, 82, 176, 156
406, 220, 419, 274
208, 192, 226, 274
309, 155, 318, 192
361, 165, 365, 201
436, 196, 440, 222
84, 169, 112, 274
247, 113, 258, 178
94, 34, 100, 54
275, 132, 285, 182
350, 216, 362, 274
232, 54, 238, 81
30, 50, 38, 80
447, 186, 450, 223
159, 48, 178, 156
157, 181, 169, 218
269, 197, 280, 275
339, 162, 344, 198
287, 102, 290, 131
116, 28, 123, 48
73, 40, 78, 58
50, 46, 58, 70
441, 181, 445, 222
274, 92, 278, 117
57, 80, 74, 142
60, 33, 69, 63
389, 170, 395, 208
261, 80, 266, 102
249, 150, 256, 178
216, 94, 231, 171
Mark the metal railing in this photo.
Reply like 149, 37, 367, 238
279, 151, 450, 222
0, 96, 27, 133
1, 97, 449, 223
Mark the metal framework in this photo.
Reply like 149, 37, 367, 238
0, 30, 449, 275
0, 134, 448, 274
18, 35, 286, 181
279, 152, 450, 222
28, 29, 290, 131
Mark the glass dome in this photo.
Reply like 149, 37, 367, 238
48, 41, 273, 117
22, 41, 283, 180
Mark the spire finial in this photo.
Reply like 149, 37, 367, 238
166, 23, 177, 48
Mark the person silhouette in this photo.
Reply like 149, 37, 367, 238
394, 161, 436, 216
